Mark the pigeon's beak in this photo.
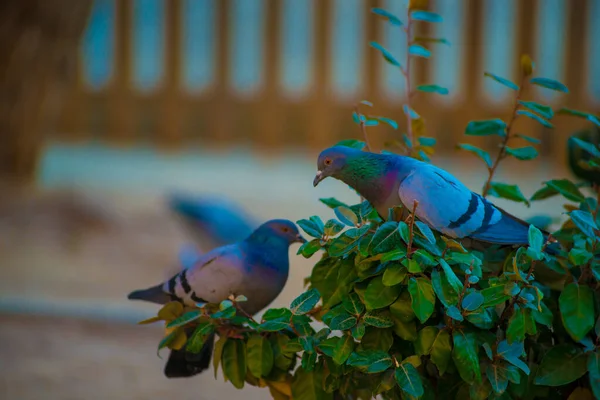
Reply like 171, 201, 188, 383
295, 234, 307, 244
313, 170, 325, 187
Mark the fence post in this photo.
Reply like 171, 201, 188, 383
109, 0, 134, 145
160, 0, 183, 149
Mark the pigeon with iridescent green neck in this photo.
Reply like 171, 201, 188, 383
313, 145, 553, 247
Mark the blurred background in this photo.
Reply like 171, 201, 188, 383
0, 0, 599, 398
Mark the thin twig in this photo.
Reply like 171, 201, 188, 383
525, 237, 553, 280
354, 105, 372, 152
407, 200, 419, 257
482, 75, 526, 197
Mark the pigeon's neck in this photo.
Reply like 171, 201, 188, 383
243, 238, 290, 273
338, 152, 413, 207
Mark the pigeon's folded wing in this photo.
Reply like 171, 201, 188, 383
398, 165, 503, 240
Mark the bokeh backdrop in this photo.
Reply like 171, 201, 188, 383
1, 0, 599, 399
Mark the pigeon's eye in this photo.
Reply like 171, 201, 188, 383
282, 227, 290, 233
324, 158, 332, 166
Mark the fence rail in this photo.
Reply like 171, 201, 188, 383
56, 0, 600, 164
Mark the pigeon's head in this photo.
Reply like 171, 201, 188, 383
251, 219, 306, 246
314, 146, 357, 186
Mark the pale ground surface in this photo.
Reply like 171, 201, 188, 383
0, 144, 571, 399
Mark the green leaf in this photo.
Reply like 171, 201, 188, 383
480, 285, 511, 308
292, 368, 333, 400
186, 322, 215, 353
333, 334, 355, 365
411, 10, 443, 23
328, 226, 369, 257
515, 133, 541, 144
497, 340, 529, 375
334, 205, 358, 227
395, 363, 425, 397
439, 259, 464, 293
360, 326, 394, 352
389, 291, 416, 322
507, 308, 525, 344
532, 179, 586, 202
530, 77, 569, 93
518, 100, 554, 120
415, 326, 439, 355
297, 218, 324, 238
487, 362, 511, 394
488, 182, 530, 205
212, 336, 227, 378
528, 224, 544, 254
432, 269, 459, 308
290, 288, 321, 315
416, 84, 449, 95
415, 221, 436, 244
446, 305, 463, 321
569, 210, 599, 237
347, 350, 393, 373
414, 36, 451, 46
418, 136, 437, 147
457, 143, 493, 167
319, 197, 348, 209
343, 292, 365, 315
403, 104, 420, 120
382, 262, 407, 286
462, 292, 484, 311
430, 329, 452, 375
363, 310, 394, 328
367, 354, 394, 373
505, 146, 539, 161
570, 136, 600, 157
364, 275, 402, 310
534, 344, 587, 386
371, 7, 402, 26
392, 317, 417, 341
222, 339, 247, 389
165, 310, 203, 329
533, 301, 553, 328
246, 335, 273, 378
559, 283, 595, 342
452, 331, 481, 384
465, 119, 507, 136
328, 312, 357, 331
372, 116, 399, 129
370, 41, 402, 67
408, 277, 436, 323
557, 108, 600, 127
408, 44, 431, 58
370, 221, 402, 254
483, 72, 519, 91
516, 110, 554, 128
588, 352, 600, 399
298, 239, 321, 258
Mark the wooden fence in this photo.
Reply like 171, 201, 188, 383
55, 0, 600, 163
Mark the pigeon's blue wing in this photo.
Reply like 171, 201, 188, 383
397, 165, 531, 245
178, 244, 203, 270
168, 193, 255, 245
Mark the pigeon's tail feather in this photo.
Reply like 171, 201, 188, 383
470, 209, 531, 245
165, 332, 215, 378
127, 284, 172, 305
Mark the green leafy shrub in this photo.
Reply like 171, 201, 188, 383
139, 2, 600, 399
